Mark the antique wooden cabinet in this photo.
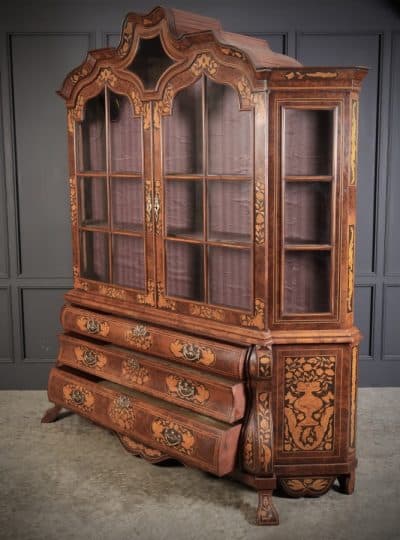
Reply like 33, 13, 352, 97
42, 6, 367, 525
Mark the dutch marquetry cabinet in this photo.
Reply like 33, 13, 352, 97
42, 6, 367, 525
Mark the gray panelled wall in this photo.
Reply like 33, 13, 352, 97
0, 0, 399, 388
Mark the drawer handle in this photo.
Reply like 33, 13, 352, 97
182, 343, 201, 362
163, 427, 183, 447
71, 389, 85, 405
82, 349, 99, 367
86, 319, 101, 334
177, 379, 195, 399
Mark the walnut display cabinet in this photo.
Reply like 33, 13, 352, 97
42, 6, 367, 525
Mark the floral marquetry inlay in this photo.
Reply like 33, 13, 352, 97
69, 177, 78, 227
117, 21, 134, 57
258, 392, 273, 472
347, 225, 355, 313
121, 357, 150, 385
240, 299, 265, 330
281, 477, 334, 497
153, 84, 174, 129
284, 355, 336, 453
151, 418, 195, 455
130, 89, 144, 116
99, 285, 126, 300
137, 280, 156, 307
97, 68, 117, 87
350, 345, 358, 447
157, 283, 177, 311
125, 324, 153, 351
190, 53, 218, 76
255, 181, 265, 245
350, 100, 359, 186
108, 395, 136, 431
189, 305, 225, 321
284, 71, 338, 80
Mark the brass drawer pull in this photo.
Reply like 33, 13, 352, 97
86, 319, 101, 334
71, 389, 85, 405
163, 427, 183, 447
82, 349, 99, 367
182, 343, 201, 362
177, 379, 195, 399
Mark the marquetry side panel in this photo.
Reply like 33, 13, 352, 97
274, 345, 349, 463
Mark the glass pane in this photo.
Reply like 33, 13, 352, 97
284, 182, 331, 244
284, 251, 331, 313
163, 79, 203, 174
76, 92, 106, 172
128, 36, 174, 90
79, 177, 108, 227
207, 79, 253, 176
208, 181, 251, 242
80, 231, 109, 282
209, 246, 251, 310
112, 235, 145, 290
166, 180, 203, 239
111, 178, 143, 232
109, 92, 142, 173
284, 109, 334, 176
166, 241, 204, 301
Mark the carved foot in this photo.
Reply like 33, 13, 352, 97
280, 477, 334, 498
338, 471, 355, 494
41, 404, 63, 423
117, 433, 170, 464
256, 490, 279, 525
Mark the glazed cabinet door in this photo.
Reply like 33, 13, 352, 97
270, 95, 346, 328
71, 86, 156, 305
153, 73, 267, 329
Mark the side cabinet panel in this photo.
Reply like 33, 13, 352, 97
273, 344, 351, 464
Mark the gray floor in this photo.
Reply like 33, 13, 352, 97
0, 389, 399, 540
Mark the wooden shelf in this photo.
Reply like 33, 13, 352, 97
284, 175, 333, 182
284, 243, 332, 251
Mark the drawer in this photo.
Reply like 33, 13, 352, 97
58, 334, 246, 423
61, 305, 247, 379
48, 366, 242, 477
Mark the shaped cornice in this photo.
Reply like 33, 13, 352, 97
58, 5, 301, 106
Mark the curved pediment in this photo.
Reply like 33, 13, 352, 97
58, 5, 301, 104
